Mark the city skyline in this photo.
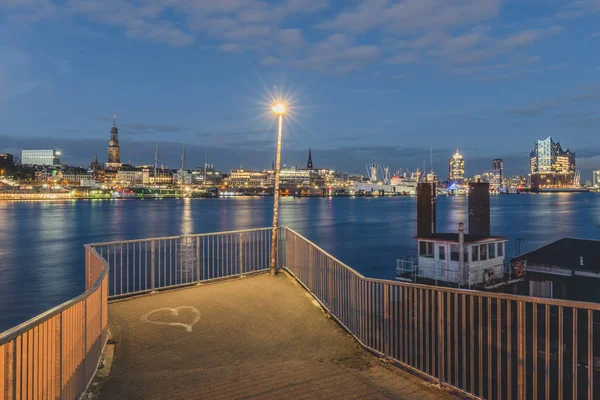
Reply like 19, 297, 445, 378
1, 1, 599, 178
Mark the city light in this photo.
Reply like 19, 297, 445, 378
271, 103, 286, 115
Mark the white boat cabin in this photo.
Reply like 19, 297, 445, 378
399, 233, 508, 287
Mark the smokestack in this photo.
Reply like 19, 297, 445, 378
417, 182, 436, 236
468, 182, 490, 236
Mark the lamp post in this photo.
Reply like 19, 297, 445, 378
270, 103, 285, 276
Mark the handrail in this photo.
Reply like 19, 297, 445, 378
0, 245, 110, 399
282, 227, 599, 400
285, 227, 600, 310
0, 245, 109, 344
89, 227, 272, 246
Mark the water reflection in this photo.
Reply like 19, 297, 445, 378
1, 193, 599, 332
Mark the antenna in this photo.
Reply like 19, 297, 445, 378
203, 152, 207, 186
430, 145, 433, 174
180, 145, 186, 193
154, 144, 159, 180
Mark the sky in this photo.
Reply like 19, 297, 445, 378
1, 0, 599, 179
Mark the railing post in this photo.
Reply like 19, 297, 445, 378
151, 241, 155, 290
196, 237, 200, 281
517, 300, 525, 400
239, 233, 243, 274
437, 291, 444, 388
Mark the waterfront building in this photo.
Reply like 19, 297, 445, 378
529, 136, 576, 191
21, 149, 60, 166
117, 165, 148, 185
148, 168, 173, 185
279, 166, 311, 186
106, 115, 122, 170
226, 169, 269, 187
191, 165, 223, 186
36, 166, 92, 185
173, 169, 192, 185
593, 170, 600, 188
448, 150, 465, 182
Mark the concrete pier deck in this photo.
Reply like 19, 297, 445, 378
99, 273, 457, 400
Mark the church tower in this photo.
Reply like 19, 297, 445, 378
307, 148, 313, 169
107, 114, 122, 169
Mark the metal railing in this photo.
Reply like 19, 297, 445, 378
3, 226, 599, 399
283, 228, 600, 400
90, 227, 278, 298
0, 245, 109, 400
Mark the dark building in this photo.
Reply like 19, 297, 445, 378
307, 148, 313, 170
107, 115, 121, 169
90, 153, 100, 171
0, 153, 14, 174
510, 238, 600, 302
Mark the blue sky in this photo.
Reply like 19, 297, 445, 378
1, 0, 599, 179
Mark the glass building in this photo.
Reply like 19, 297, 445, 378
448, 150, 465, 182
21, 149, 61, 166
529, 137, 576, 190
593, 170, 600, 188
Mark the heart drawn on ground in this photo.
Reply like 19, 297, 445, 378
141, 306, 201, 332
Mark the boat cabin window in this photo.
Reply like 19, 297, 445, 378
489, 243, 496, 259
472, 245, 479, 262
450, 244, 459, 261
480, 245, 488, 260
439, 245, 446, 260
498, 242, 504, 257
419, 241, 434, 258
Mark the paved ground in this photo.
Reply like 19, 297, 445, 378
100, 273, 458, 400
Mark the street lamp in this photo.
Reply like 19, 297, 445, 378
270, 103, 285, 276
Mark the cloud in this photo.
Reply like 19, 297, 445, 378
218, 43, 243, 54
290, 34, 380, 73
318, 0, 501, 34
2, 0, 56, 21
0, 0, 585, 77
505, 83, 600, 117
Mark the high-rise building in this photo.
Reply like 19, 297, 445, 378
106, 115, 122, 169
593, 170, 600, 188
491, 159, 503, 187
21, 149, 60, 166
530, 137, 576, 191
307, 148, 313, 170
448, 149, 464, 182
492, 158, 503, 180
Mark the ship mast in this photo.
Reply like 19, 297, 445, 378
180, 145, 186, 193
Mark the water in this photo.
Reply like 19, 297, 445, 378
1, 193, 599, 332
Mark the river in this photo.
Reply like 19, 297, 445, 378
1, 193, 599, 332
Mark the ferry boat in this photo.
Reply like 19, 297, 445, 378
396, 182, 509, 289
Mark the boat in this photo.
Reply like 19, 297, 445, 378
353, 164, 418, 196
